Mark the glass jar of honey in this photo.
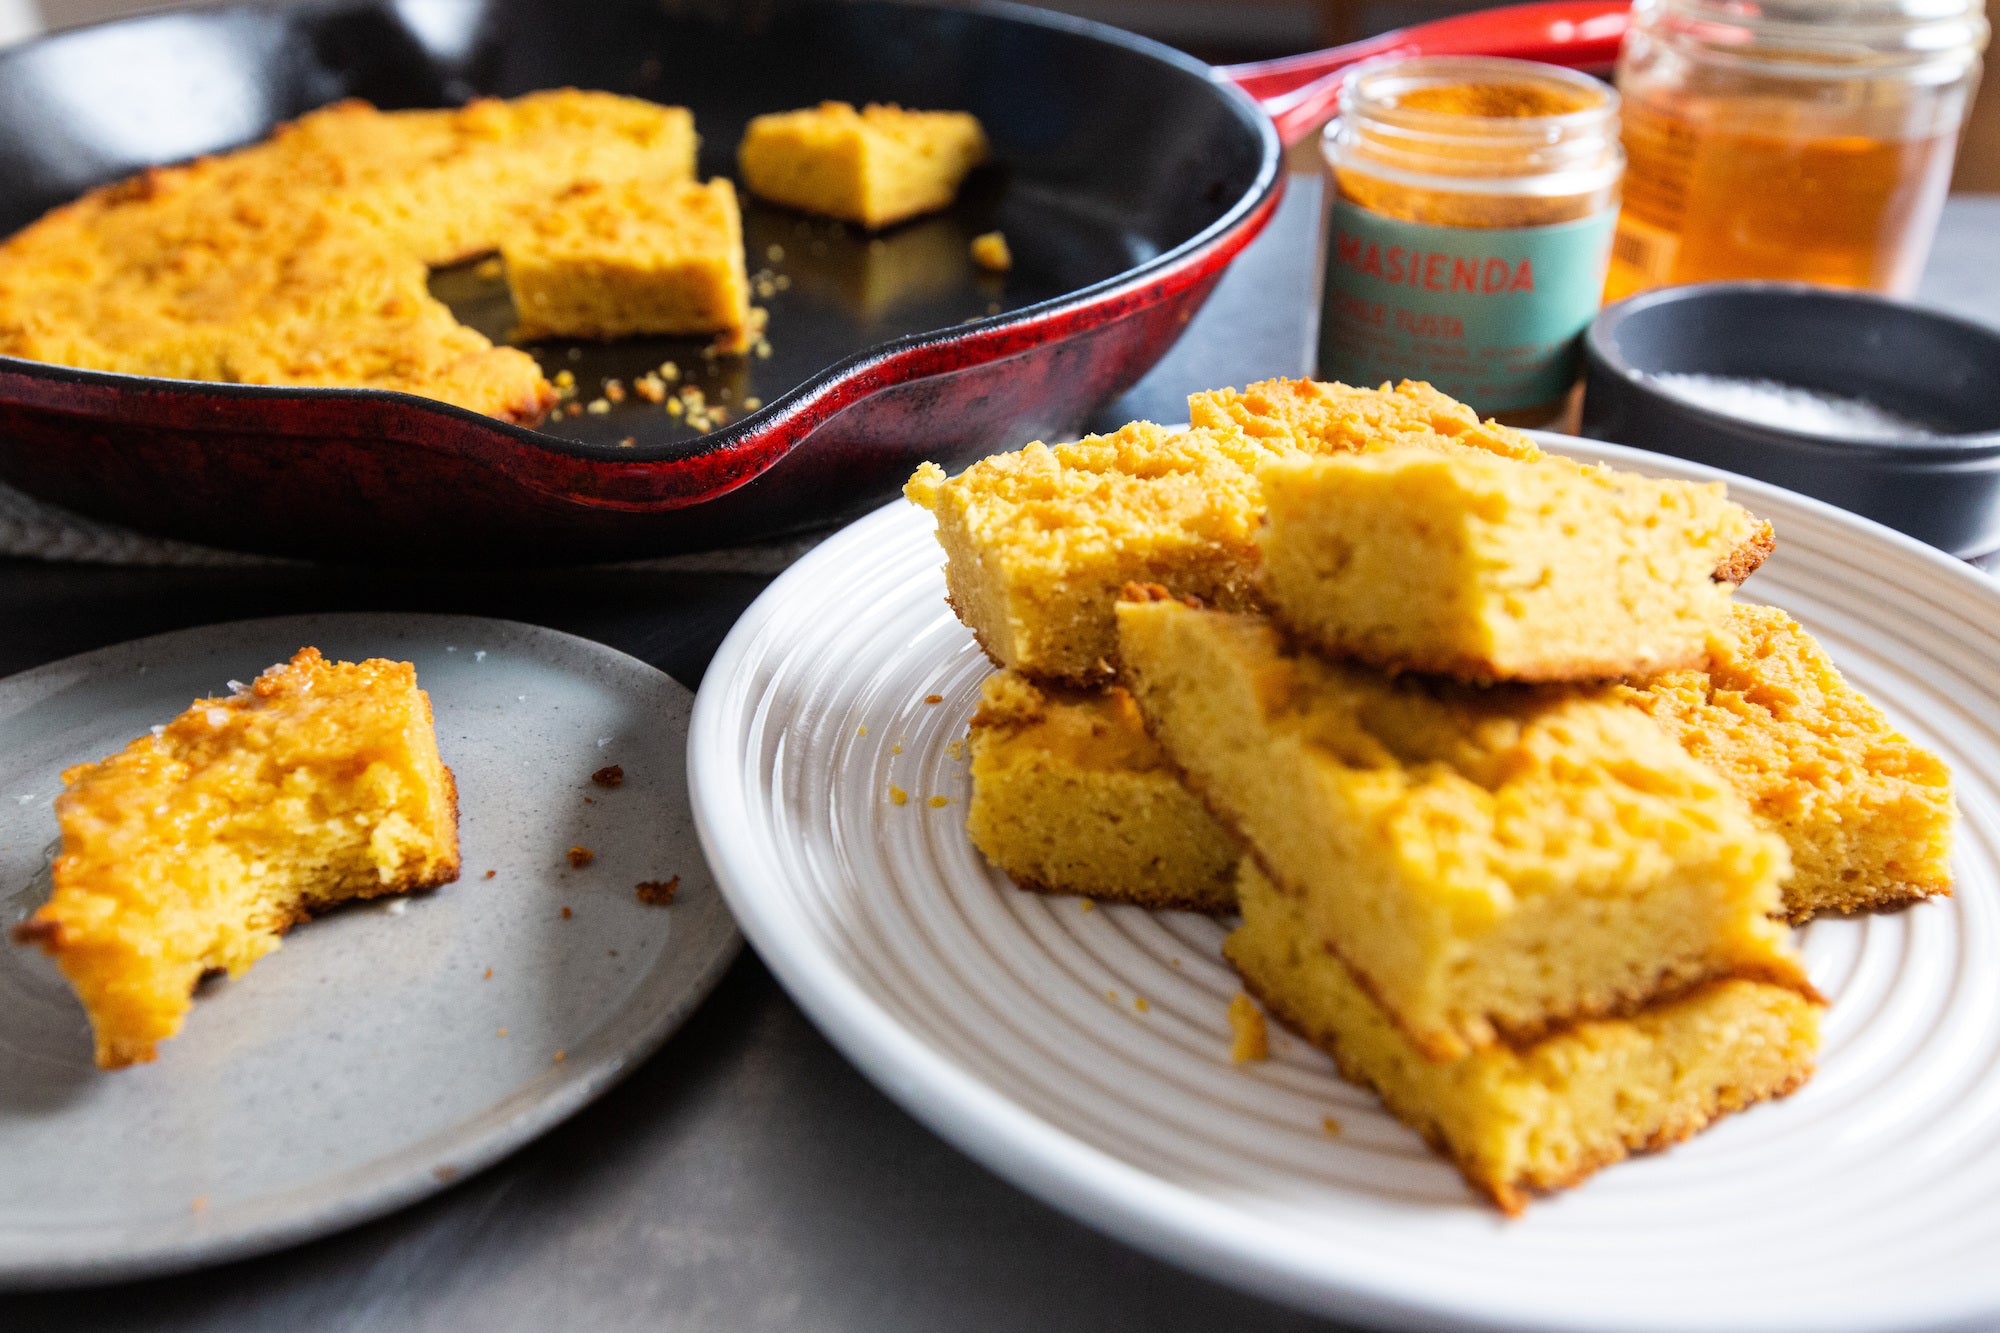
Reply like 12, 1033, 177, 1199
1607, 0, 1988, 300
1318, 57, 1624, 426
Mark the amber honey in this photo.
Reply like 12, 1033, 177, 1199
1608, 98, 1960, 298
1608, 0, 1985, 301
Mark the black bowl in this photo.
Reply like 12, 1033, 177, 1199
1581, 283, 2000, 557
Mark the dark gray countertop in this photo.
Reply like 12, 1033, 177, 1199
3, 180, 1994, 1333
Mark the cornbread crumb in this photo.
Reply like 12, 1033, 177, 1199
889, 785, 908, 805
484, 869, 496, 879
858, 724, 868, 737
970, 230, 1012, 272
586, 398, 610, 414
603, 379, 626, 403
1321, 1116, 1342, 1137
553, 1050, 566, 1063
636, 876, 680, 905
892, 743, 903, 755
483, 968, 493, 979
1229, 993, 1269, 1063
1106, 990, 1119, 1003
1135, 996, 1150, 1013
191, 1195, 208, 1214
560, 906, 573, 920
1079, 898, 1095, 912
497, 1027, 509, 1038
928, 795, 950, 808
566, 845, 594, 868
925, 694, 944, 704
590, 764, 624, 788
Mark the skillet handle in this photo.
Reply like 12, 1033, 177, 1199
1220, 0, 1633, 147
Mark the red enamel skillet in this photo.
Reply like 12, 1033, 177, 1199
0, 0, 1627, 563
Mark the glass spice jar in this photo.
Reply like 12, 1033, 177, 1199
1318, 56, 1624, 427
1607, 0, 1988, 300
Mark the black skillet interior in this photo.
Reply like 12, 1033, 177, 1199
0, 0, 1267, 455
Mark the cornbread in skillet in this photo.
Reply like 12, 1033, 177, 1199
1114, 591, 1807, 1062
1255, 449, 1757, 681
0, 90, 722, 420
505, 177, 750, 345
965, 671, 1239, 912
13, 649, 459, 1068
1620, 602, 1955, 922
904, 380, 1552, 684
737, 102, 988, 229
1225, 861, 1820, 1214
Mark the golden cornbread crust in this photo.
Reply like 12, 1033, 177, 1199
906, 379, 1772, 685
13, 648, 461, 1068
738, 102, 988, 230
1227, 862, 1820, 1214
965, 671, 1239, 912
1114, 588, 1813, 1062
1254, 449, 1758, 683
0, 90, 741, 420
1620, 602, 1956, 922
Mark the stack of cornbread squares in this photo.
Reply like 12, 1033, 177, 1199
906, 377, 1958, 1213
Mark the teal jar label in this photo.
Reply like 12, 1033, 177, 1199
1316, 198, 1617, 413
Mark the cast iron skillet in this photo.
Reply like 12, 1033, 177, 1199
0, 0, 1626, 563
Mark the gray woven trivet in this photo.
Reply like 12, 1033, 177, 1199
0, 479, 828, 573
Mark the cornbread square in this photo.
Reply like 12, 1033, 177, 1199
1115, 591, 1808, 1061
1256, 449, 1758, 681
738, 102, 988, 229
904, 380, 1551, 684
1226, 862, 1820, 1214
1621, 602, 1956, 922
966, 671, 1239, 912
504, 177, 751, 344
13, 649, 460, 1068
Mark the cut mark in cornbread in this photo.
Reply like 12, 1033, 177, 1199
1621, 602, 1956, 922
12, 649, 460, 1068
738, 102, 988, 230
1115, 589, 1812, 1062
1255, 448, 1760, 681
965, 671, 1240, 912
1226, 861, 1819, 1215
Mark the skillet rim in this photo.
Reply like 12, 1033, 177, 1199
0, 0, 1284, 484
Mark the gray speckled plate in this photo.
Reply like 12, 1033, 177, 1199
0, 614, 739, 1289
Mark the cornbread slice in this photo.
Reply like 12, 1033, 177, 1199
12, 649, 460, 1068
1620, 602, 1956, 921
1115, 591, 1808, 1061
905, 380, 1551, 684
0, 91, 703, 420
907, 378, 1777, 684
1256, 449, 1759, 681
505, 177, 750, 344
1226, 861, 1820, 1214
738, 101, 988, 229
966, 671, 1239, 911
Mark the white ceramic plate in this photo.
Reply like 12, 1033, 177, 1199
690, 437, 2000, 1333
0, 614, 738, 1289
